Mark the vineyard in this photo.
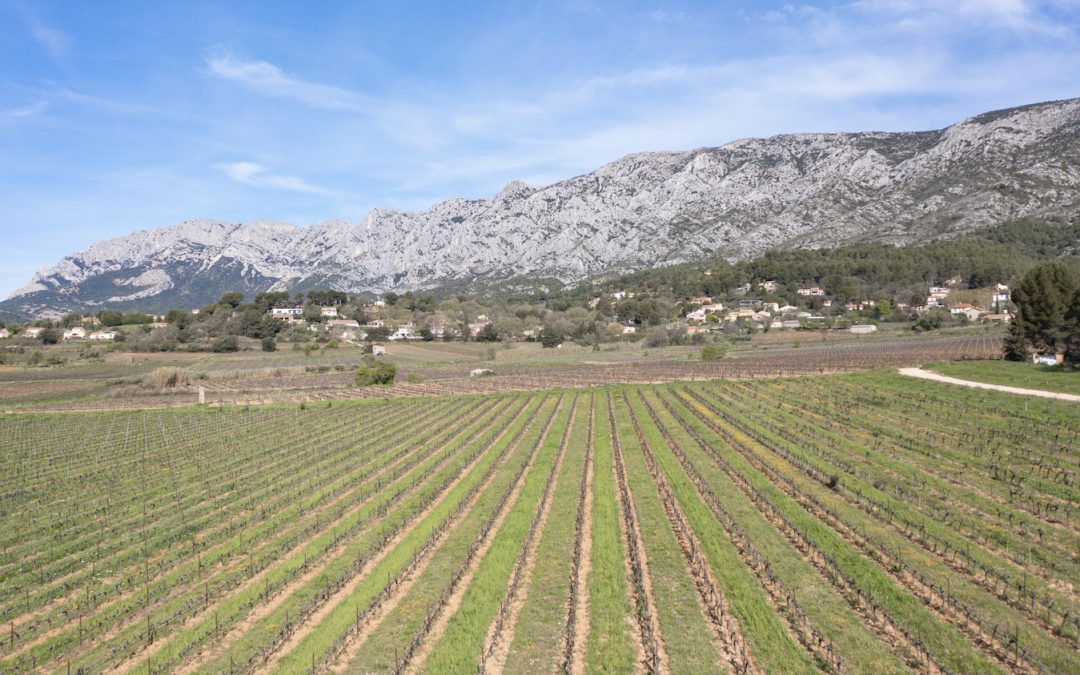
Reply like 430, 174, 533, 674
1, 369, 1077, 674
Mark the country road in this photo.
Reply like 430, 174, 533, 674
898, 367, 1080, 402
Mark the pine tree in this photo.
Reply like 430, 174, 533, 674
1011, 262, 1077, 358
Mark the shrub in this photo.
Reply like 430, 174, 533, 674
261, 336, 277, 352
355, 359, 396, 386
211, 335, 239, 352
700, 342, 728, 361
146, 367, 191, 388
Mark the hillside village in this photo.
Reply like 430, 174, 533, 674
0, 273, 1013, 359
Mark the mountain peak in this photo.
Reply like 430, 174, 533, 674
5, 98, 1080, 317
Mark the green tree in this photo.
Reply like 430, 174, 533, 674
261, 336, 277, 352
419, 326, 435, 341
476, 323, 499, 342
40, 328, 60, 345
355, 358, 396, 385
98, 310, 125, 327
211, 335, 239, 352
539, 324, 563, 348
700, 340, 728, 361
1011, 262, 1077, 358
218, 291, 245, 308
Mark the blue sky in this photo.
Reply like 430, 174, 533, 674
1, 0, 1079, 297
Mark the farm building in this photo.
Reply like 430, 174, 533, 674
89, 330, 117, 341
63, 327, 86, 340
849, 324, 878, 334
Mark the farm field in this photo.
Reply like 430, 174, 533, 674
0, 333, 1002, 412
1, 369, 1076, 674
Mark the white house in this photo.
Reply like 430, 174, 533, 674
320, 306, 338, 318
849, 324, 878, 334
89, 330, 117, 341
686, 309, 707, 322
796, 287, 826, 297
622, 326, 637, 335
271, 307, 304, 319
365, 319, 385, 328
23, 327, 44, 338
992, 284, 1009, 309
949, 304, 983, 321
0, 328, 8, 339
372, 344, 386, 356
778, 304, 799, 315
389, 327, 413, 341
63, 327, 87, 340
757, 279, 779, 292
702, 302, 725, 312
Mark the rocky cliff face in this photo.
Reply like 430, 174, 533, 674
6, 98, 1080, 317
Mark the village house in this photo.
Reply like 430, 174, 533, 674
757, 279, 779, 293
690, 296, 713, 305
23, 327, 44, 338
365, 319, 385, 328
89, 330, 117, 341
686, 325, 709, 336
0, 328, 9, 339
992, 284, 1009, 309
686, 308, 707, 322
761, 302, 779, 313
372, 344, 386, 356
63, 327, 87, 340
778, 304, 799, 315
926, 286, 950, 307
796, 287, 826, 297
389, 327, 413, 341
320, 306, 338, 318
949, 304, 984, 321
981, 313, 1010, 323
850, 324, 878, 334
374, 299, 386, 307
702, 302, 725, 312
328, 319, 360, 329
270, 307, 304, 320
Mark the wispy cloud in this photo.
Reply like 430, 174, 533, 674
5, 100, 48, 118
218, 161, 337, 196
206, 53, 372, 112
8, 2, 70, 61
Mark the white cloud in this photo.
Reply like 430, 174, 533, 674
5, 101, 48, 118
206, 54, 372, 112
218, 161, 336, 196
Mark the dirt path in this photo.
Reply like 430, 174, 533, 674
607, 392, 668, 674
899, 367, 1080, 402
566, 396, 595, 675
482, 396, 577, 673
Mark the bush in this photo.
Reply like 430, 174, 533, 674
211, 335, 239, 352
146, 367, 191, 388
261, 336, 277, 352
700, 341, 728, 361
355, 359, 396, 386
